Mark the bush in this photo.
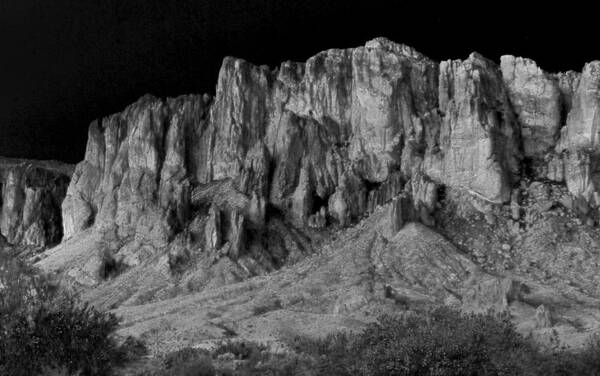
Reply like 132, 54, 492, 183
213, 340, 267, 361
171, 355, 215, 376
355, 308, 532, 376
163, 347, 211, 370
283, 332, 357, 376
0, 252, 141, 375
282, 307, 600, 376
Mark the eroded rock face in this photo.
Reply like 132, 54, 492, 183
0, 158, 72, 247
501, 55, 561, 158
63, 38, 445, 247
558, 62, 600, 151
428, 53, 520, 204
552, 62, 600, 207
62, 94, 212, 243
56, 37, 600, 289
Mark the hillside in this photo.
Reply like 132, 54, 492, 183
1, 37, 599, 350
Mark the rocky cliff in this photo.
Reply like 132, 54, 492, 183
60, 38, 600, 257
30, 39, 600, 349
24, 37, 600, 351
0, 157, 72, 248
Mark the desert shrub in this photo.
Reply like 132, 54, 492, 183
283, 332, 358, 376
575, 335, 600, 374
149, 308, 600, 376
0, 252, 141, 375
355, 307, 533, 376
171, 355, 215, 376
252, 299, 283, 316
157, 341, 313, 376
119, 335, 148, 363
213, 340, 267, 361
153, 349, 215, 376
163, 347, 211, 369
283, 307, 600, 376
229, 353, 314, 376
524, 334, 600, 376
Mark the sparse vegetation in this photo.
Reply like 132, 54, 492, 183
0, 251, 145, 375
5, 249, 600, 376
252, 298, 283, 316
279, 307, 600, 376
126, 306, 600, 375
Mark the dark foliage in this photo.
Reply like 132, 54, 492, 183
163, 347, 211, 370
282, 307, 600, 376
213, 340, 267, 360
0, 252, 143, 375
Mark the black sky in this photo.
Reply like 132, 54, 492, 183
0, 1, 593, 163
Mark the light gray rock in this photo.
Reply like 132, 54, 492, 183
62, 94, 212, 244
205, 205, 222, 251
0, 159, 72, 247
534, 304, 553, 329
226, 210, 245, 259
546, 153, 565, 182
557, 62, 600, 151
501, 56, 561, 157
427, 53, 520, 204
328, 171, 367, 226
389, 194, 414, 233
59, 37, 600, 290
308, 206, 327, 229
462, 277, 525, 314
554, 70, 581, 115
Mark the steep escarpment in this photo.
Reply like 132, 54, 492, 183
34, 37, 600, 345
62, 39, 507, 254
0, 157, 72, 248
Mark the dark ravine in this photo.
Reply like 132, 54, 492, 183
5, 38, 600, 348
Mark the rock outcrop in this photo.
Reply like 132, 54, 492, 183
28, 37, 600, 298
63, 38, 531, 250
0, 157, 72, 247
19, 37, 600, 353
427, 53, 520, 204
500, 55, 561, 158
62, 94, 212, 244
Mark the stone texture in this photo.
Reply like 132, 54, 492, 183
557, 62, 600, 151
500, 55, 561, 157
550, 63, 600, 207
534, 304, 553, 329
62, 94, 212, 243
389, 194, 414, 233
226, 210, 245, 259
205, 204, 222, 250
462, 277, 525, 314
555, 70, 581, 116
0, 158, 72, 247
56, 38, 600, 291
427, 53, 520, 203
27, 39, 600, 351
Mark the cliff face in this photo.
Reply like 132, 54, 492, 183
42, 37, 600, 293
62, 94, 211, 246
27, 38, 600, 348
0, 158, 72, 247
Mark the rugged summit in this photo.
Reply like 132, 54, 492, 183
57, 38, 600, 261
23, 37, 600, 349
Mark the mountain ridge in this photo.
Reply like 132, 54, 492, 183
3, 37, 600, 350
